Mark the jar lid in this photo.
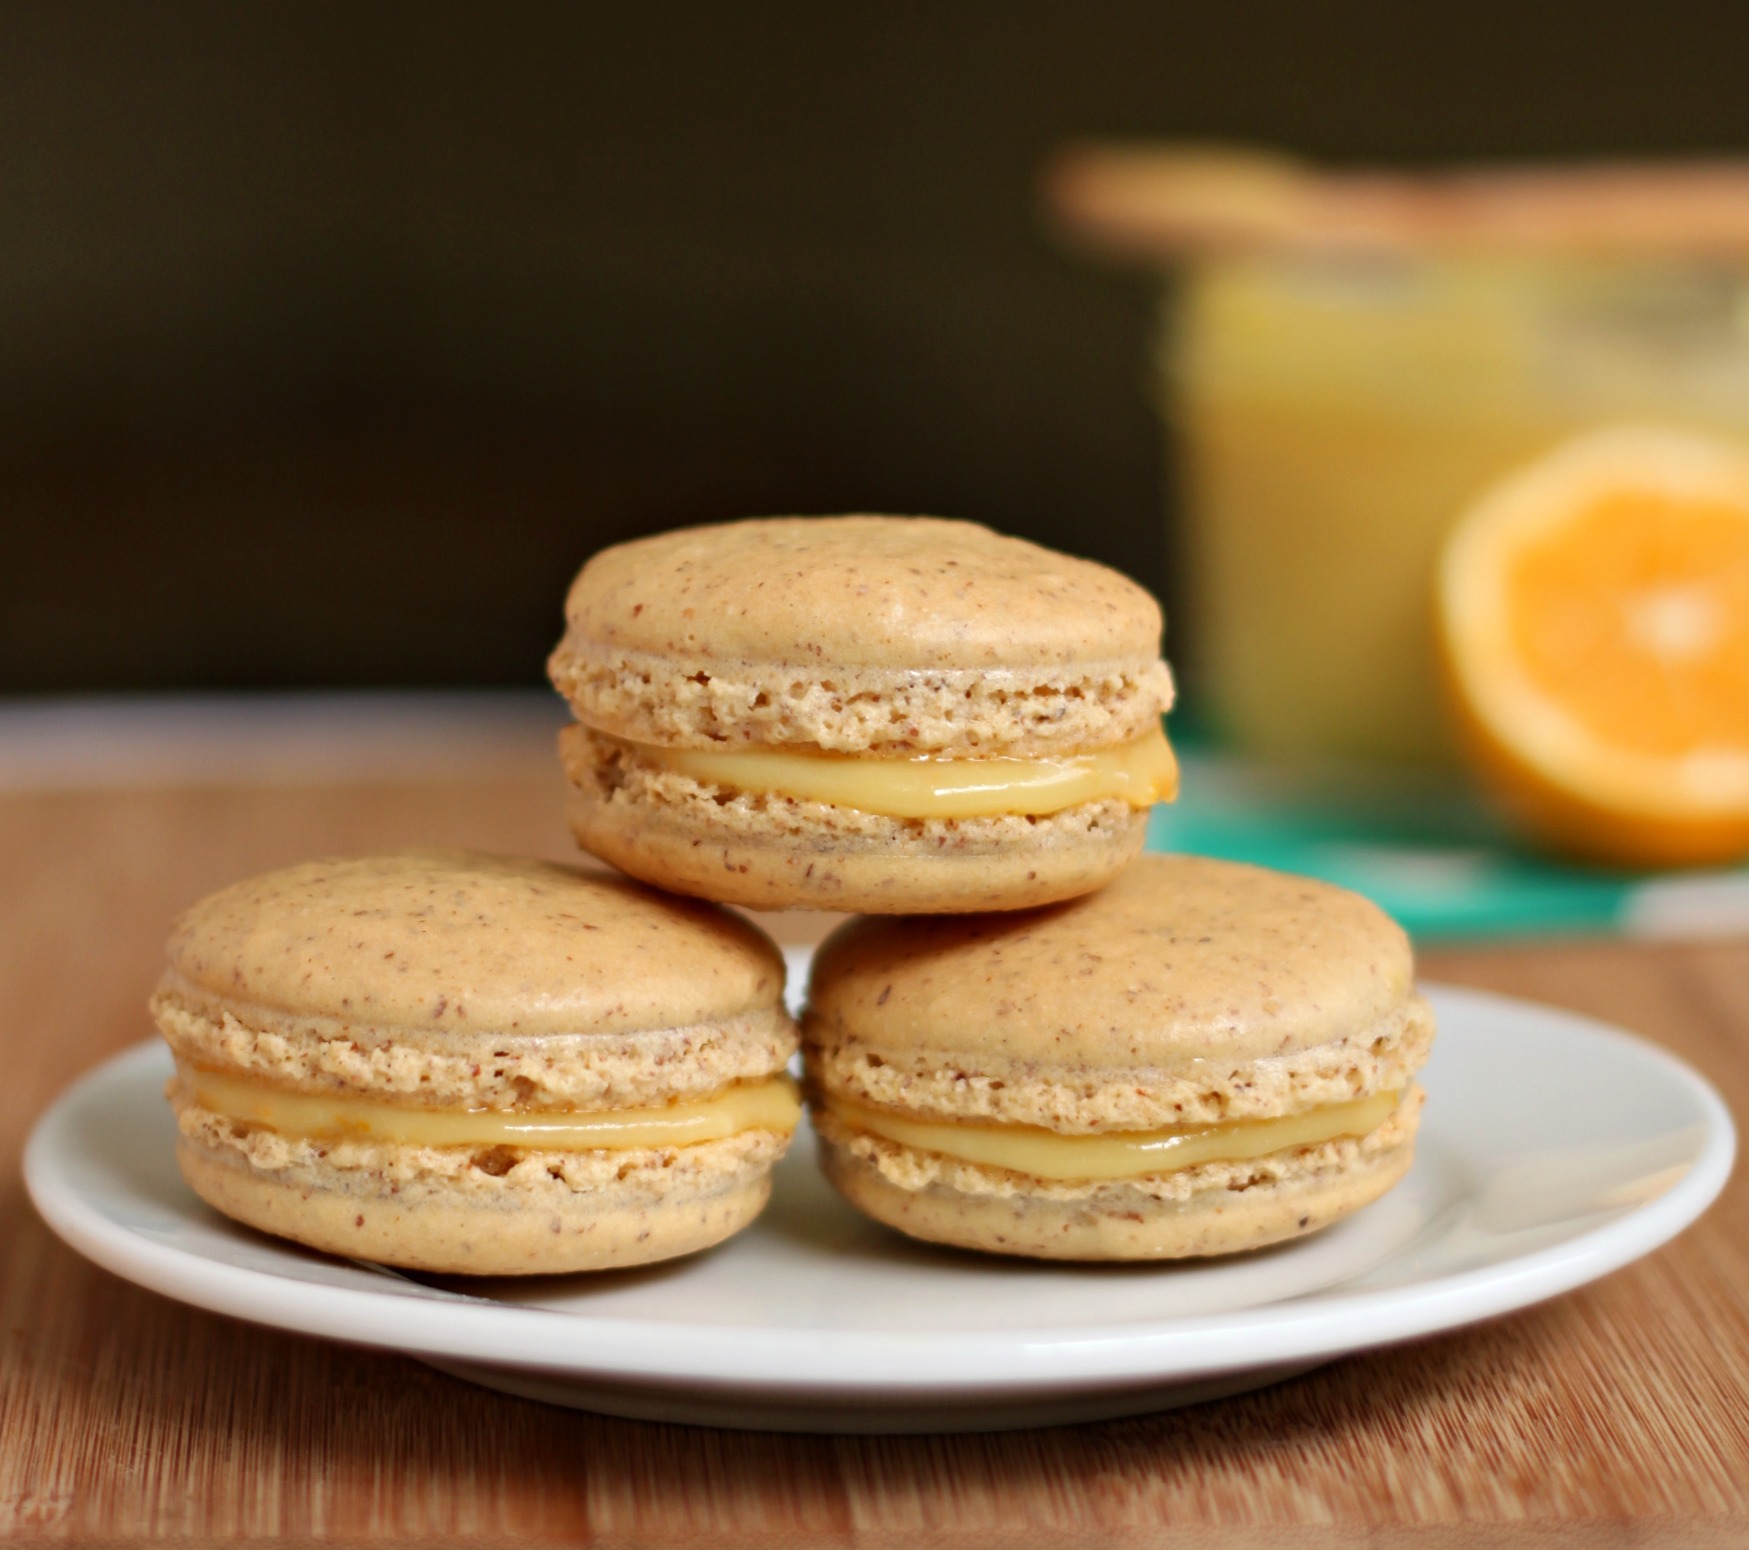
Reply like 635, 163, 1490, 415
1045, 143, 1749, 262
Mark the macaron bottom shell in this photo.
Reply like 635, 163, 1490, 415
175, 1124, 784, 1276
812, 1092, 1422, 1261
563, 762, 1149, 914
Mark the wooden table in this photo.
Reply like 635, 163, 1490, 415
3, 713, 1746, 1547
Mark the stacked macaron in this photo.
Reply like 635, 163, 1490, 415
153, 510, 1430, 1273
547, 516, 1179, 914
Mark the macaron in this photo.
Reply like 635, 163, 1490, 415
150, 849, 800, 1274
803, 854, 1433, 1260
547, 515, 1178, 914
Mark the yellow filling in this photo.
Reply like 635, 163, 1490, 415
630, 723, 1179, 819
181, 1063, 801, 1151
824, 1089, 1402, 1181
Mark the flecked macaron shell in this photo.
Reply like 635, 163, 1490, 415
155, 850, 800, 1275
556, 515, 1164, 674
814, 1107, 1422, 1262
548, 515, 1175, 914
803, 854, 1432, 1260
160, 849, 784, 1037
806, 854, 1418, 1072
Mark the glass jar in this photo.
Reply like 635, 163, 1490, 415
1166, 252, 1749, 763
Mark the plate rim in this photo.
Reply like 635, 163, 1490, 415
23, 982, 1737, 1394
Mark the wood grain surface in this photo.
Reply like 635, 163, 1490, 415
2, 756, 1746, 1548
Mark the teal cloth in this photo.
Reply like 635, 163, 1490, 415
1146, 746, 1745, 940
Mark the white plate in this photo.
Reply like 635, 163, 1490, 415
24, 984, 1735, 1433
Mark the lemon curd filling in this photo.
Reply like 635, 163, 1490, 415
823, 1089, 1403, 1181
179, 1062, 802, 1151
622, 723, 1179, 820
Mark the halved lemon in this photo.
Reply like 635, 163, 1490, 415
1437, 425, 1749, 868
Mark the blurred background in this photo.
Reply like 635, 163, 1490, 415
10, 0, 1749, 699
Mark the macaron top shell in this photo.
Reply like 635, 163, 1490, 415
807, 855, 1416, 1069
556, 516, 1164, 671
161, 849, 785, 1038
550, 515, 1174, 757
